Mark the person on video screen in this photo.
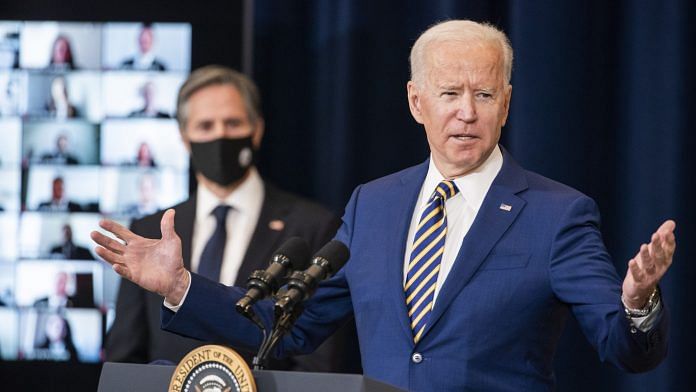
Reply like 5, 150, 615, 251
41, 133, 79, 165
33, 271, 78, 309
129, 141, 157, 168
35, 312, 78, 362
37, 176, 82, 212
46, 76, 79, 119
119, 23, 167, 71
33, 271, 95, 309
120, 172, 159, 218
128, 81, 170, 119
47, 35, 77, 71
50, 224, 94, 260
0, 73, 22, 116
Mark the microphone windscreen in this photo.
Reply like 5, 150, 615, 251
276, 237, 311, 269
313, 240, 350, 272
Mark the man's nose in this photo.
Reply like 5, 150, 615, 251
456, 95, 477, 123
211, 122, 228, 138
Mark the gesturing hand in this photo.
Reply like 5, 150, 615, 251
622, 220, 676, 309
91, 209, 190, 304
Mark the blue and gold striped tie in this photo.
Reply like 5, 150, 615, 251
405, 180, 459, 344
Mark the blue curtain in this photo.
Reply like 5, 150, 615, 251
254, 1, 696, 390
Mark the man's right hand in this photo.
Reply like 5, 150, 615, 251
91, 209, 190, 304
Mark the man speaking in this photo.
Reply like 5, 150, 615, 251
93, 21, 675, 391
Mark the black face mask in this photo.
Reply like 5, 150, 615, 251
189, 136, 255, 186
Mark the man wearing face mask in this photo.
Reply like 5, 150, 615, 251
105, 65, 360, 373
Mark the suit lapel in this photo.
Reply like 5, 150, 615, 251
235, 183, 287, 286
384, 161, 430, 346
175, 197, 197, 270
421, 148, 529, 340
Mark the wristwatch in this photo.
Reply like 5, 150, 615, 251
622, 286, 660, 318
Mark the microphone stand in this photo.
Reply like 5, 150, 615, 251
237, 269, 307, 371
253, 300, 304, 370
236, 302, 269, 370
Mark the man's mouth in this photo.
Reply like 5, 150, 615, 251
451, 134, 477, 141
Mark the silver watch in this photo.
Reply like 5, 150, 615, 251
622, 286, 660, 318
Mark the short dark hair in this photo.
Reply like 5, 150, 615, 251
176, 65, 262, 130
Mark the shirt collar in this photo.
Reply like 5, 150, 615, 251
423, 144, 503, 211
195, 168, 264, 222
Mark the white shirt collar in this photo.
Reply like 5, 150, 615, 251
422, 145, 503, 211
195, 167, 264, 222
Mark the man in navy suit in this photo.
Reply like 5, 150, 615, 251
93, 20, 676, 390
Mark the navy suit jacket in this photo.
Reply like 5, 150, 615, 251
163, 148, 668, 391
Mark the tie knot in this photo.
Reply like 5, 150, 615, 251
430, 180, 459, 202
211, 205, 231, 222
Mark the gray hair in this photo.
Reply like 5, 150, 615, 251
176, 65, 262, 130
409, 20, 513, 86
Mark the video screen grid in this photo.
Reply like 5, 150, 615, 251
0, 21, 191, 363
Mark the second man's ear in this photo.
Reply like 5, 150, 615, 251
179, 128, 192, 153
252, 118, 265, 149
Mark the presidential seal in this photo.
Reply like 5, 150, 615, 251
169, 345, 256, 392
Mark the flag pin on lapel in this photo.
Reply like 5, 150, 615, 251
269, 220, 285, 231
499, 203, 512, 212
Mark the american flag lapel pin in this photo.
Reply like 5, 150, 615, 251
269, 220, 285, 231
499, 203, 512, 212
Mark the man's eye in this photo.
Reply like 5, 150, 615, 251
476, 92, 493, 99
197, 122, 213, 131
440, 91, 457, 97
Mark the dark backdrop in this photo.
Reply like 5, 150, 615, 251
253, 1, 695, 391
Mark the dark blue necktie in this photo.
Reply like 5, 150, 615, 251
197, 205, 231, 281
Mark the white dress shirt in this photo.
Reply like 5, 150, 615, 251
190, 168, 264, 286
133, 51, 156, 70
403, 145, 503, 304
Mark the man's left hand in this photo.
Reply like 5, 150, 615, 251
622, 220, 676, 309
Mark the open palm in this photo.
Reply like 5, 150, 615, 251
621, 220, 676, 308
91, 209, 187, 299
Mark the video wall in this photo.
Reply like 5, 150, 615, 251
0, 21, 191, 362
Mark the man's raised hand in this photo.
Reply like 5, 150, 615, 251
91, 209, 190, 304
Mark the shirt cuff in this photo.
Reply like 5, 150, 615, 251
628, 297, 663, 332
163, 271, 192, 312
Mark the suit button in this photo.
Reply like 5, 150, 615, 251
412, 353, 423, 364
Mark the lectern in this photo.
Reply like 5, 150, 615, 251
98, 362, 405, 392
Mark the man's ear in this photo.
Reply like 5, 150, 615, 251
407, 81, 424, 124
252, 118, 265, 149
179, 128, 191, 153
500, 84, 512, 127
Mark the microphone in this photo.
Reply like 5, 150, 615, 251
235, 237, 310, 316
274, 240, 350, 314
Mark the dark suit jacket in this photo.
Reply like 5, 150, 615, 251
40, 152, 79, 165
106, 183, 361, 372
128, 108, 171, 119
50, 243, 94, 260
163, 149, 668, 391
37, 201, 82, 212
33, 293, 95, 309
120, 57, 167, 71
